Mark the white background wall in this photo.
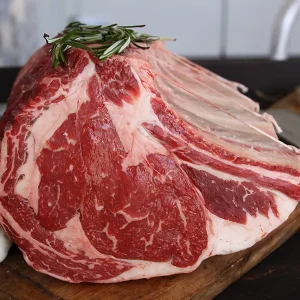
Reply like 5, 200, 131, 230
226, 0, 300, 56
0, 0, 300, 65
37, 0, 223, 57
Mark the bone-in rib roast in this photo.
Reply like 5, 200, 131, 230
0, 37, 299, 283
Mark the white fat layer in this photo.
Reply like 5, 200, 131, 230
183, 159, 300, 190
236, 163, 300, 184
0, 225, 12, 263
175, 200, 187, 229
102, 259, 189, 283
105, 66, 167, 171
181, 138, 300, 185
117, 210, 148, 223
106, 236, 213, 284
208, 192, 298, 255
183, 161, 246, 183
14, 59, 96, 214
54, 214, 102, 259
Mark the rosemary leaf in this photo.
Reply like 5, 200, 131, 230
44, 22, 174, 68
65, 41, 92, 51
118, 37, 131, 53
103, 39, 124, 56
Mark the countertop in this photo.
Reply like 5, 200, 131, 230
216, 232, 300, 300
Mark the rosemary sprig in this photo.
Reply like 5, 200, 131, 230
44, 22, 174, 68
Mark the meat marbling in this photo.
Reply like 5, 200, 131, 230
0, 41, 299, 283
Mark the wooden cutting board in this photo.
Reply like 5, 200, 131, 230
0, 204, 299, 300
1, 91, 300, 300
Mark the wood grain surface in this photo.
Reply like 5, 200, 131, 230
271, 88, 300, 114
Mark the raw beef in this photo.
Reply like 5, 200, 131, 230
0, 41, 299, 283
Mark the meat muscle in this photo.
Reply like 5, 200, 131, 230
0, 42, 299, 283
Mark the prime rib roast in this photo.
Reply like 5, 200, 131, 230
0, 41, 299, 283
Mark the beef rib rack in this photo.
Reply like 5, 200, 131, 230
0, 41, 299, 283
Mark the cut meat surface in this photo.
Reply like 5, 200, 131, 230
0, 41, 299, 283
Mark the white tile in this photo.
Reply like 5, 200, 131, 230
72, 0, 222, 57
226, 0, 283, 57
1, 0, 222, 64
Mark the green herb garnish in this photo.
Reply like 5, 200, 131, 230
44, 22, 174, 68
